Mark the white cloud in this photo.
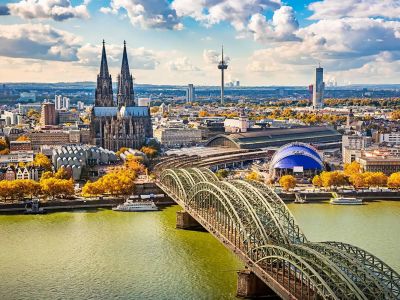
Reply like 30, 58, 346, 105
248, 17, 400, 73
77, 43, 160, 70
5, 0, 90, 21
167, 57, 200, 71
100, 0, 183, 30
172, 0, 281, 31
309, 0, 400, 20
248, 6, 299, 42
203, 49, 220, 65
0, 23, 81, 61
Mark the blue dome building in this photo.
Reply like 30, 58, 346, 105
270, 143, 324, 178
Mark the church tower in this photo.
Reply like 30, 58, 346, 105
95, 40, 113, 107
117, 41, 135, 107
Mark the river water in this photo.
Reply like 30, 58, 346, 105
0, 201, 399, 300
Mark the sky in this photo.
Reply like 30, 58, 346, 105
0, 0, 399, 86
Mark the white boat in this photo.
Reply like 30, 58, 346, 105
330, 197, 363, 205
113, 200, 158, 212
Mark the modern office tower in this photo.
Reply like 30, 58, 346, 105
55, 95, 62, 110
312, 66, 325, 108
186, 84, 195, 103
218, 46, 228, 105
63, 97, 70, 110
40, 102, 57, 126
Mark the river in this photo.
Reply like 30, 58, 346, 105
0, 201, 399, 300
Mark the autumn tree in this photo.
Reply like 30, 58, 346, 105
198, 110, 209, 117
125, 154, 146, 174
349, 173, 365, 189
279, 175, 297, 191
33, 153, 52, 171
388, 172, 400, 189
116, 147, 129, 157
312, 175, 322, 187
0, 138, 9, 155
140, 146, 157, 159
54, 167, 71, 180
40, 178, 74, 200
215, 169, 229, 179
320, 171, 348, 189
363, 172, 387, 187
344, 161, 361, 176
16, 135, 30, 142
246, 171, 262, 182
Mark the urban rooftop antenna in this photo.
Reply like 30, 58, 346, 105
218, 45, 228, 105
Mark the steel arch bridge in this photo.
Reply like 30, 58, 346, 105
158, 168, 400, 300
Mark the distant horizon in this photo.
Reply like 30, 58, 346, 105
2, 81, 400, 89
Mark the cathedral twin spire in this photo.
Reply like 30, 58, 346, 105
95, 40, 135, 108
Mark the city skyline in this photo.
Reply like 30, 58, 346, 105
0, 0, 399, 85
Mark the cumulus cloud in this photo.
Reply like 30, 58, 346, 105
172, 0, 281, 31
77, 43, 160, 70
100, 0, 183, 30
0, 24, 81, 61
5, 0, 90, 21
167, 57, 200, 71
309, 0, 400, 20
248, 6, 300, 42
248, 17, 400, 74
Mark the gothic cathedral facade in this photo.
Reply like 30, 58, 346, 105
91, 41, 152, 152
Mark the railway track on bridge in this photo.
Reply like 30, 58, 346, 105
157, 168, 400, 300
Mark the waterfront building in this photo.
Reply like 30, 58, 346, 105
357, 155, 400, 175
52, 145, 119, 180
90, 41, 152, 152
40, 102, 57, 126
186, 84, 195, 103
342, 135, 373, 163
154, 127, 202, 147
269, 143, 324, 179
312, 66, 325, 108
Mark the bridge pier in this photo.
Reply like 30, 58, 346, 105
176, 211, 201, 230
236, 269, 279, 299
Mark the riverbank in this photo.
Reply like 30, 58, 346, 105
279, 190, 400, 202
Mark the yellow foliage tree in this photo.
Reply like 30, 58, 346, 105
140, 146, 157, 158
16, 135, 30, 142
40, 178, 74, 200
388, 172, 400, 189
54, 167, 70, 179
198, 110, 209, 117
125, 154, 146, 174
320, 171, 348, 188
33, 153, 52, 171
312, 175, 322, 187
279, 175, 297, 191
246, 171, 262, 181
363, 172, 387, 187
349, 173, 365, 189
344, 161, 361, 176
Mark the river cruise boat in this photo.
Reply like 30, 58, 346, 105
112, 199, 158, 212
330, 196, 363, 205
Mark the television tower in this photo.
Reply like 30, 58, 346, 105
218, 45, 228, 105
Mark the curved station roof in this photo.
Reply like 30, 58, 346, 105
205, 126, 341, 150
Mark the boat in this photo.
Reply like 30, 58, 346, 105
330, 196, 363, 205
112, 199, 158, 212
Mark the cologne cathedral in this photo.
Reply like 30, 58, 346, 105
91, 41, 152, 152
